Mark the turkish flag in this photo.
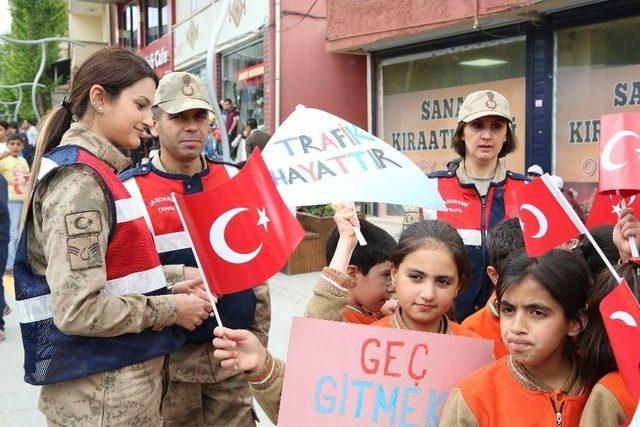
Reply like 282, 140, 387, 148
599, 113, 640, 195
173, 149, 305, 295
515, 174, 587, 257
586, 192, 640, 229
600, 279, 640, 401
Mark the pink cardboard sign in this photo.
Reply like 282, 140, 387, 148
278, 318, 494, 426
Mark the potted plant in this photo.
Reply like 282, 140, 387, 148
282, 204, 365, 275
296, 204, 335, 241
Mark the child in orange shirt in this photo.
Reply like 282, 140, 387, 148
212, 202, 396, 424
461, 218, 524, 358
578, 207, 640, 427
305, 201, 396, 324
578, 262, 638, 426
370, 219, 477, 337
213, 218, 478, 423
440, 249, 592, 426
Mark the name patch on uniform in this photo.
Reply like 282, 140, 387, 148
65, 211, 103, 270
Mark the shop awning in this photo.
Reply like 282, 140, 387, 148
236, 62, 264, 86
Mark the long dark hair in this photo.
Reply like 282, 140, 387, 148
573, 225, 618, 279
390, 220, 471, 292
26, 46, 158, 212
497, 250, 591, 357
578, 262, 640, 389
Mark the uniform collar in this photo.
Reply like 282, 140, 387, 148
61, 123, 131, 173
151, 150, 206, 176
456, 158, 507, 185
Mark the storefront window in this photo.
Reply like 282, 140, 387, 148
222, 41, 265, 129
145, 0, 168, 45
120, 1, 139, 49
554, 15, 640, 206
380, 38, 526, 215
187, 64, 208, 82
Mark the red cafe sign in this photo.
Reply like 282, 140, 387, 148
236, 62, 264, 85
138, 34, 173, 77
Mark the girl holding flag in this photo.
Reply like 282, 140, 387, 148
212, 217, 479, 423
578, 261, 639, 426
578, 207, 640, 426
440, 249, 592, 426
14, 46, 212, 426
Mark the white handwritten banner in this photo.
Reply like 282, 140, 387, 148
262, 106, 446, 210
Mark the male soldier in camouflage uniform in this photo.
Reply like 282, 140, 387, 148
120, 72, 270, 426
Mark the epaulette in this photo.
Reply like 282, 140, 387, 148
205, 155, 244, 169
428, 169, 456, 178
506, 170, 529, 182
118, 162, 153, 181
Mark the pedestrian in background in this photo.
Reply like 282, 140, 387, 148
244, 118, 270, 157
0, 174, 10, 341
526, 164, 543, 180
21, 118, 38, 147
223, 98, 240, 157
0, 134, 29, 274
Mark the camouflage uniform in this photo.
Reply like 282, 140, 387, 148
160, 251, 270, 426
29, 124, 182, 426
138, 72, 271, 427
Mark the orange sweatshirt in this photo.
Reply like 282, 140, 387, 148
305, 267, 384, 324
343, 305, 381, 324
371, 310, 479, 337
440, 356, 589, 427
461, 304, 508, 358
579, 371, 635, 427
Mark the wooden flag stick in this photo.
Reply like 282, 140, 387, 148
172, 193, 224, 328
543, 175, 622, 283
616, 189, 640, 258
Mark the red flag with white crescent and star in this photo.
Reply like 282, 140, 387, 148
600, 278, 640, 401
172, 149, 305, 295
599, 113, 640, 195
586, 192, 640, 229
514, 174, 587, 257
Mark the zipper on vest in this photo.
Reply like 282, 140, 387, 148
549, 398, 565, 427
480, 194, 487, 245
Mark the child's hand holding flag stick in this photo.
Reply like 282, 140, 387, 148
331, 201, 367, 247
614, 207, 640, 262
599, 113, 640, 258
601, 204, 640, 403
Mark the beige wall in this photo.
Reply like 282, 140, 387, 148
68, 3, 110, 75
69, 11, 109, 43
